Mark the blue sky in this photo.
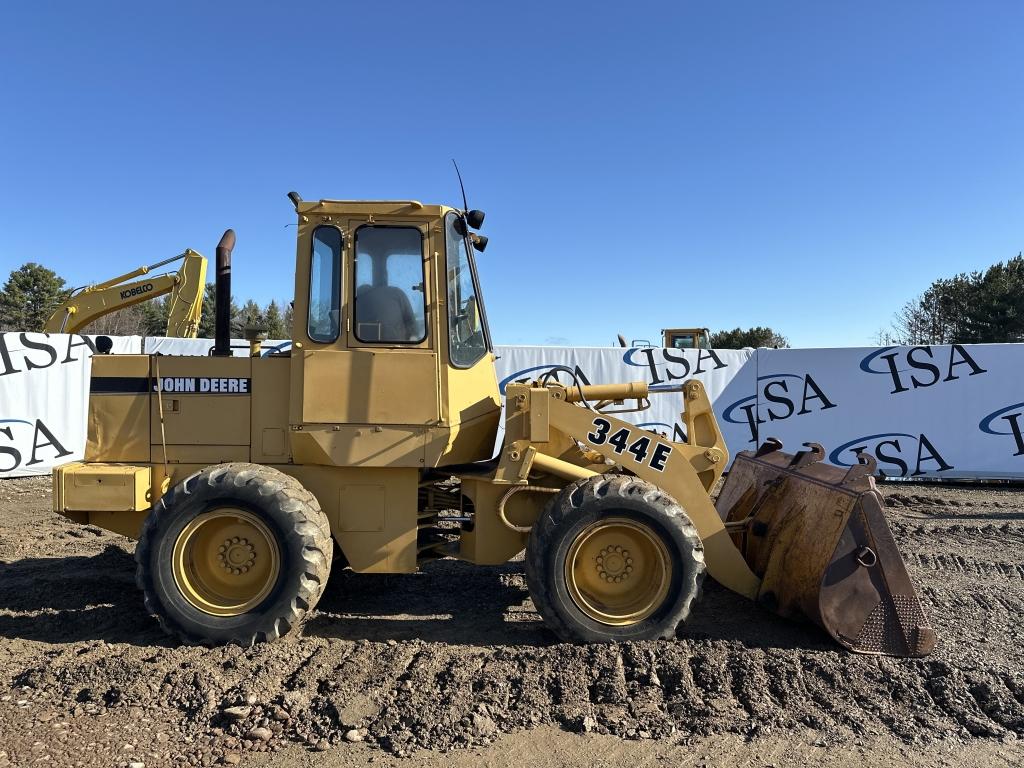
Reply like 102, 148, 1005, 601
1, 2, 1021, 348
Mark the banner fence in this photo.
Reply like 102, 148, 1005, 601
1, 333, 1018, 481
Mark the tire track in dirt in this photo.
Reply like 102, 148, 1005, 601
8, 634, 1024, 757
890, 521, 1024, 541
920, 585, 1024, 614
907, 553, 1024, 580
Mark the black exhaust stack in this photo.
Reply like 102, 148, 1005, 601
212, 229, 236, 357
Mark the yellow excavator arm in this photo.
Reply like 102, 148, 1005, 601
44, 250, 208, 337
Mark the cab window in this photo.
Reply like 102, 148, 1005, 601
444, 213, 488, 367
353, 226, 427, 343
307, 227, 342, 343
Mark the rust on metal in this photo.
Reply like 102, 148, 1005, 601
716, 439, 937, 658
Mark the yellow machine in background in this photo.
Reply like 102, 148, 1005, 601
44, 250, 207, 336
50, 195, 935, 657
616, 328, 711, 349
663, 327, 711, 349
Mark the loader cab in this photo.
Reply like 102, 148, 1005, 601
662, 327, 711, 350
289, 199, 501, 470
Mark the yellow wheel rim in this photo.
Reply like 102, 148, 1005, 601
564, 517, 672, 626
172, 508, 281, 617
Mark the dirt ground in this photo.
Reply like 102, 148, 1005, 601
1, 476, 1022, 768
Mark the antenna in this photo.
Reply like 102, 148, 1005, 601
452, 158, 469, 212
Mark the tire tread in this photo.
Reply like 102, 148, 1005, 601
135, 462, 332, 646
525, 474, 705, 642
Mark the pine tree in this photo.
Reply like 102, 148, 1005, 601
140, 295, 171, 336
709, 327, 789, 349
0, 263, 71, 332
283, 301, 294, 337
888, 253, 1024, 344
236, 299, 264, 335
263, 300, 286, 338
198, 283, 217, 338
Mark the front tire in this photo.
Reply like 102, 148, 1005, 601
525, 475, 705, 642
135, 463, 332, 646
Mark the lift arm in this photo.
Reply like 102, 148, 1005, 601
496, 378, 936, 656
497, 379, 762, 599
44, 250, 208, 337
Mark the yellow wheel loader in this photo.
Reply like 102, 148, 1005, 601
51, 195, 935, 656
44, 249, 208, 337
663, 328, 711, 349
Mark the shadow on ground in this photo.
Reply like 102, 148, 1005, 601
0, 545, 167, 645
308, 559, 551, 646
679, 580, 836, 652
0, 547, 828, 652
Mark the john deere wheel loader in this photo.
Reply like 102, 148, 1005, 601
52, 195, 936, 656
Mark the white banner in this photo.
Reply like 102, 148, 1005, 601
2, 334, 1021, 480
493, 345, 755, 452
748, 344, 1016, 479
144, 337, 292, 357
0, 334, 140, 477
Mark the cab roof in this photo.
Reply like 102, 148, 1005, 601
294, 199, 455, 218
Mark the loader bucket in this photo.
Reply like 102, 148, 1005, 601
715, 439, 936, 657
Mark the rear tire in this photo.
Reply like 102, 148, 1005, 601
525, 474, 704, 642
135, 463, 332, 646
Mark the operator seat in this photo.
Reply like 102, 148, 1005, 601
356, 284, 417, 342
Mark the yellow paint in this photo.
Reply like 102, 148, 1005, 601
54, 461, 151, 512
662, 327, 711, 350
172, 508, 281, 616
565, 518, 672, 625
44, 250, 207, 337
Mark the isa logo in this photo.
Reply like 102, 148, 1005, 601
622, 347, 727, 386
827, 432, 953, 477
722, 373, 837, 443
497, 363, 592, 395
979, 402, 1024, 457
0, 418, 73, 473
859, 345, 986, 395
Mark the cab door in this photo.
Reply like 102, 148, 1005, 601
342, 220, 439, 426
289, 214, 440, 468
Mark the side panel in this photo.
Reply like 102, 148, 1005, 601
291, 426, 426, 468
153, 445, 251, 465
431, 353, 501, 467
251, 357, 292, 464
149, 356, 252, 456
290, 348, 438, 468
86, 355, 151, 463
282, 465, 420, 574
297, 349, 439, 425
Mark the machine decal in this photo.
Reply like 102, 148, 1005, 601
90, 376, 151, 394
155, 377, 251, 394
119, 282, 154, 300
586, 416, 673, 472
89, 376, 254, 394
